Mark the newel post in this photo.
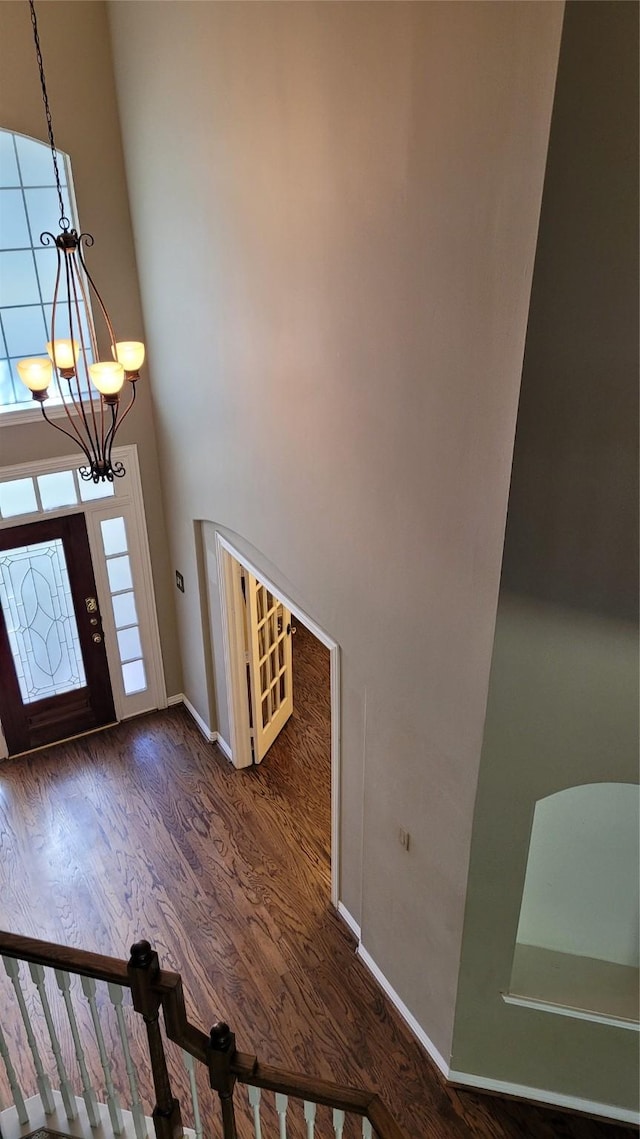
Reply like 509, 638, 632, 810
128, 940, 183, 1139
207, 1021, 238, 1139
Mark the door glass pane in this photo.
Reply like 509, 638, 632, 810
101, 516, 127, 556
78, 475, 115, 502
117, 625, 142, 663
0, 538, 86, 703
37, 470, 77, 511
0, 478, 38, 519
106, 554, 133, 593
111, 590, 137, 629
122, 658, 146, 695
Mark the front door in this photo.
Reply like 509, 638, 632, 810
0, 513, 115, 756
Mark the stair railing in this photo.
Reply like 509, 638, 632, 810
0, 930, 408, 1139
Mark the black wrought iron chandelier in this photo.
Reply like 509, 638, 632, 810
17, 0, 145, 482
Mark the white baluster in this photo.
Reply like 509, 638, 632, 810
28, 962, 78, 1121
0, 1020, 29, 1124
332, 1108, 345, 1139
182, 1050, 203, 1139
362, 1119, 373, 1139
275, 1092, 288, 1139
81, 976, 124, 1136
107, 983, 146, 1139
55, 969, 100, 1127
247, 1085, 262, 1139
303, 1100, 316, 1139
2, 956, 55, 1115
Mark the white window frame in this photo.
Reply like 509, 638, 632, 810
0, 444, 167, 758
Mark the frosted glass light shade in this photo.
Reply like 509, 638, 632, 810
89, 361, 125, 396
46, 339, 79, 370
113, 341, 145, 372
16, 357, 53, 391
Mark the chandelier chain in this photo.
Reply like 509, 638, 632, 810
28, 0, 68, 228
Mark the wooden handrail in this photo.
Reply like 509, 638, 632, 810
0, 930, 410, 1139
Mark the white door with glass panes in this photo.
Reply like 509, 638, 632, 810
244, 569, 293, 762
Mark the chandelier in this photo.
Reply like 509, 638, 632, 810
17, 0, 145, 483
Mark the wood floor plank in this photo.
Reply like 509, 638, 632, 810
0, 624, 634, 1138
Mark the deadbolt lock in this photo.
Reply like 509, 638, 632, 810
92, 632, 103, 644
90, 617, 98, 626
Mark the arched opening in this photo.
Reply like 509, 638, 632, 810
507, 782, 639, 1027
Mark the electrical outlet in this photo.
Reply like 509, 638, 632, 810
175, 570, 184, 593
399, 828, 410, 852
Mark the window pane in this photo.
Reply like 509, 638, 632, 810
0, 538, 86, 702
15, 136, 67, 188
112, 590, 138, 629
122, 658, 146, 695
101, 516, 128, 557
0, 251, 40, 307
37, 470, 78, 511
0, 189, 30, 250
0, 132, 20, 188
106, 554, 133, 593
24, 188, 72, 245
117, 625, 142, 664
35, 247, 68, 304
2, 305, 47, 357
78, 475, 115, 502
0, 478, 38, 518
0, 358, 18, 406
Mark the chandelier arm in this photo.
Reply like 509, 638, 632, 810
103, 401, 121, 476
40, 402, 94, 466
68, 248, 102, 455
111, 379, 137, 436
77, 235, 118, 351
44, 237, 94, 453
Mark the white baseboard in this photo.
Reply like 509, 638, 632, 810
447, 1070, 640, 1127
215, 734, 233, 761
337, 901, 361, 941
168, 695, 233, 761
356, 943, 450, 1079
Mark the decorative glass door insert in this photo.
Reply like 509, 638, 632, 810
0, 513, 115, 756
0, 539, 87, 702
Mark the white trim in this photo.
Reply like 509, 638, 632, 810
356, 943, 450, 1079
216, 541, 253, 769
447, 1071, 640, 1127
182, 695, 216, 742
167, 694, 231, 759
215, 733, 233, 761
337, 902, 361, 942
502, 991, 640, 1031
214, 532, 341, 909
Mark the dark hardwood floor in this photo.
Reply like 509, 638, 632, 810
0, 624, 634, 1138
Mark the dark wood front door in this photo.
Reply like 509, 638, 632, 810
0, 513, 115, 756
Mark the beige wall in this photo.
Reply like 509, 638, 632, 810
108, 0, 562, 1060
452, 1, 639, 1113
0, 1, 181, 698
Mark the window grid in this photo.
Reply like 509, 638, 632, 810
0, 129, 93, 410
